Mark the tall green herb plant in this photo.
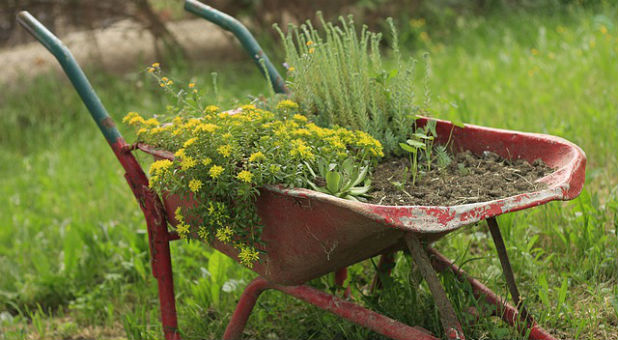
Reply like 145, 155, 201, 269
275, 14, 422, 156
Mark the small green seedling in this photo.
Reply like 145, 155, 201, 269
399, 139, 426, 185
413, 119, 438, 171
412, 132, 434, 171
306, 158, 372, 201
435, 145, 452, 168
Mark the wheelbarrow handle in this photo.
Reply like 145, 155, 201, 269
184, 0, 288, 94
16, 11, 123, 145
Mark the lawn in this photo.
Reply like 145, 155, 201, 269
1, 3, 617, 340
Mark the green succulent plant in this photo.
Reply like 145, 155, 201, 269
306, 158, 372, 201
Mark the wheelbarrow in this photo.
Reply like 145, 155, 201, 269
16, 1, 586, 338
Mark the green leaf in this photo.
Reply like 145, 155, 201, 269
427, 120, 438, 137
349, 182, 371, 195
412, 133, 433, 140
208, 251, 229, 308
450, 119, 465, 128
351, 166, 369, 187
307, 179, 320, 191
406, 139, 426, 149
342, 157, 355, 173
537, 273, 550, 308
304, 161, 318, 178
400, 142, 417, 153
558, 276, 569, 310
326, 171, 342, 194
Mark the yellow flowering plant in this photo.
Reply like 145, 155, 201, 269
124, 69, 383, 267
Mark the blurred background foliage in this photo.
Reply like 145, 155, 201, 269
1, 0, 610, 48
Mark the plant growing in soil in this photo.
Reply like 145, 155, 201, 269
306, 157, 372, 201
274, 14, 425, 157
123, 64, 383, 267
273, 14, 460, 198
399, 138, 424, 186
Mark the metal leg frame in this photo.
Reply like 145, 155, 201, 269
405, 233, 465, 340
223, 277, 438, 340
486, 217, 532, 322
335, 267, 351, 299
428, 248, 557, 340
370, 252, 396, 292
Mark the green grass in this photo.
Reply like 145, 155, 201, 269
1, 4, 617, 340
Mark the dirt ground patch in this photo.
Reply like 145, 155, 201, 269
0, 18, 245, 88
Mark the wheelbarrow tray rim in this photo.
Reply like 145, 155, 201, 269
138, 117, 586, 233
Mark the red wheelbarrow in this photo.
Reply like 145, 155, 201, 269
17, 1, 585, 339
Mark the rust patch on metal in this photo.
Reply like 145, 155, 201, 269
102, 117, 116, 128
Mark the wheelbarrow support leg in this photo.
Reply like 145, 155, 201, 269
139, 187, 181, 340
428, 248, 557, 340
486, 217, 531, 322
370, 252, 396, 292
334, 267, 351, 298
405, 233, 465, 340
223, 278, 270, 340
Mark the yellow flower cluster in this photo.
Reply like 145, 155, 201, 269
209, 165, 224, 179
194, 123, 218, 133
292, 114, 308, 122
197, 226, 209, 239
207, 201, 229, 227
174, 148, 186, 158
174, 208, 183, 225
217, 144, 232, 157
149, 159, 173, 176
238, 246, 260, 268
183, 137, 198, 148
249, 152, 265, 162
176, 223, 190, 238
189, 179, 202, 193
290, 139, 315, 160
276, 99, 299, 111
236, 170, 253, 183
215, 226, 234, 243
145, 118, 160, 127
180, 156, 197, 170
174, 207, 190, 239
123, 111, 145, 126
355, 131, 384, 157
204, 105, 220, 114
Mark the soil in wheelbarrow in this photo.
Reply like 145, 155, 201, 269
368, 150, 553, 206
